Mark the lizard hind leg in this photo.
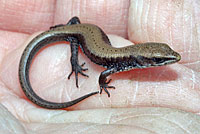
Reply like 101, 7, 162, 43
67, 39, 89, 88
50, 16, 81, 29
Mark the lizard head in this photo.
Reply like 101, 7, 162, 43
133, 42, 181, 67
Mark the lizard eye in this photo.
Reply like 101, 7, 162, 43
152, 58, 165, 63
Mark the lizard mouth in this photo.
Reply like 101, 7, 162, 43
151, 52, 181, 66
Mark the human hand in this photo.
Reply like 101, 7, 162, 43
0, 0, 199, 133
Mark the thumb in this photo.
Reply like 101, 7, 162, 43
128, 0, 199, 71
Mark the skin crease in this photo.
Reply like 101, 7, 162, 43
0, 0, 200, 133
